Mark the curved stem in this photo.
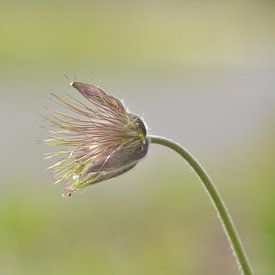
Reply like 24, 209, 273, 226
149, 135, 253, 275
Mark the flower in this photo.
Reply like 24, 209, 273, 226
42, 81, 149, 196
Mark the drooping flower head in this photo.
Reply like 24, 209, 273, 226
43, 82, 149, 196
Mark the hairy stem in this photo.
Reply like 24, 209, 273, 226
149, 135, 253, 275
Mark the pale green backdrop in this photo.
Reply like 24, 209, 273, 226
0, 1, 274, 274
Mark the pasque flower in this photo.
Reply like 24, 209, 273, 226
41, 81, 253, 274
43, 82, 149, 196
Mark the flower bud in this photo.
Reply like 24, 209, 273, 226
43, 82, 148, 196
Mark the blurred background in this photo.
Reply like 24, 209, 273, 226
0, 0, 274, 274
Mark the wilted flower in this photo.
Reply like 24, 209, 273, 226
42, 82, 149, 196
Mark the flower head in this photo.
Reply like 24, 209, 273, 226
42, 82, 149, 196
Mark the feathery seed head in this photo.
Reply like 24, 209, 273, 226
42, 82, 149, 196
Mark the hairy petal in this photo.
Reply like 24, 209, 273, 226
71, 82, 127, 115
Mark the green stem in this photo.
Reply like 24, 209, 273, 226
149, 135, 253, 275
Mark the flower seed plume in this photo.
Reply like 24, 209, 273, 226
42, 82, 149, 196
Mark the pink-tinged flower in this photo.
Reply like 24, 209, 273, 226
42, 82, 148, 196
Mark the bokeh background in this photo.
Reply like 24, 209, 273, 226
0, 1, 274, 274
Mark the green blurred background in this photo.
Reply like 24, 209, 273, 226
0, 1, 274, 274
